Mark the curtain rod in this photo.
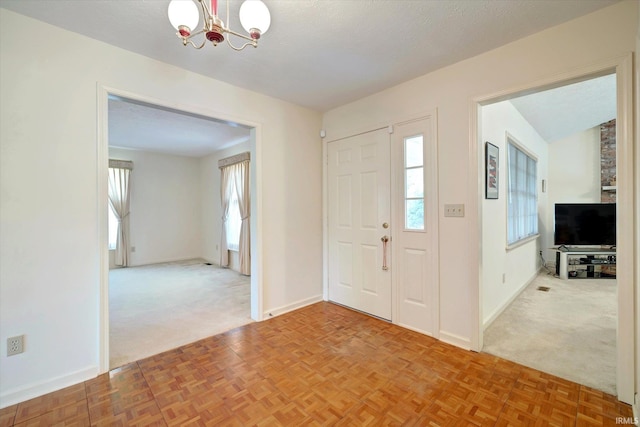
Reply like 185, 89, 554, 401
218, 152, 250, 169
109, 159, 134, 170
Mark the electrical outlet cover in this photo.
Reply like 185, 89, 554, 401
7, 335, 24, 356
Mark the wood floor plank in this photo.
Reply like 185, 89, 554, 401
0, 405, 17, 427
13, 384, 86, 425
3, 302, 634, 426
13, 400, 90, 427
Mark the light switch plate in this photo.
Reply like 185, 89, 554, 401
444, 204, 465, 217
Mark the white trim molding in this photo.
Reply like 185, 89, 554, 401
614, 53, 635, 405
439, 331, 471, 350
471, 52, 636, 404
0, 366, 98, 410
482, 269, 540, 330
263, 295, 323, 319
96, 83, 265, 374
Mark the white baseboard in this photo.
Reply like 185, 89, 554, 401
127, 256, 207, 268
0, 365, 98, 409
482, 268, 541, 330
202, 257, 220, 266
439, 331, 471, 350
262, 295, 323, 320
396, 322, 436, 339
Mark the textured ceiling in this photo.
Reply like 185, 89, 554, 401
510, 74, 616, 143
0, 0, 619, 112
108, 96, 251, 157
1, 0, 620, 154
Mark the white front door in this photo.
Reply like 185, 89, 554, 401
327, 128, 392, 320
392, 117, 439, 335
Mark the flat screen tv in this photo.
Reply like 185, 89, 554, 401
554, 203, 616, 246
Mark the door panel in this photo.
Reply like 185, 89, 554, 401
393, 117, 439, 335
328, 129, 391, 320
403, 248, 426, 303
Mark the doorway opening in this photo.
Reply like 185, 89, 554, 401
474, 55, 634, 404
98, 87, 263, 372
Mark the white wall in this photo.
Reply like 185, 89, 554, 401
547, 126, 601, 260
548, 127, 600, 204
109, 148, 203, 266
322, 1, 637, 348
481, 101, 549, 327
0, 9, 322, 406
200, 140, 252, 267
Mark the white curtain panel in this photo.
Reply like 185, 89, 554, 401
219, 152, 251, 274
108, 166, 132, 266
233, 160, 251, 275
220, 165, 233, 268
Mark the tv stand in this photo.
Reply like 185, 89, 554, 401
555, 247, 616, 279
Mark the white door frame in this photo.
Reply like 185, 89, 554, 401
96, 84, 264, 374
470, 54, 635, 404
322, 111, 440, 331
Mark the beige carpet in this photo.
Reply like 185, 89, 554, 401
483, 272, 616, 395
109, 259, 251, 369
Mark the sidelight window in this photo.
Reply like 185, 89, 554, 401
404, 135, 424, 230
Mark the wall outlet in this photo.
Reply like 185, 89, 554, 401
7, 335, 24, 356
444, 204, 465, 217
131, 246, 136, 253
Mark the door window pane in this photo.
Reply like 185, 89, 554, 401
404, 135, 425, 230
406, 200, 424, 230
405, 136, 423, 168
406, 167, 424, 198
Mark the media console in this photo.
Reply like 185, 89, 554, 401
554, 247, 616, 280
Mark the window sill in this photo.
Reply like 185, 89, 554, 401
506, 234, 539, 251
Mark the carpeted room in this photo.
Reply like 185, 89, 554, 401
107, 98, 255, 369
109, 259, 250, 368
483, 272, 616, 395
480, 81, 619, 396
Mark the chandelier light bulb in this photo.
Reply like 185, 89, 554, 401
168, 0, 270, 50
239, 0, 271, 38
168, 0, 200, 36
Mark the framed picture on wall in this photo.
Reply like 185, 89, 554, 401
485, 142, 499, 199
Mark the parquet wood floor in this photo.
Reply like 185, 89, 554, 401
1, 302, 633, 426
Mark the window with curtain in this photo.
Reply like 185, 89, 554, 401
108, 160, 133, 266
507, 137, 538, 246
226, 184, 241, 251
108, 207, 118, 249
219, 152, 251, 274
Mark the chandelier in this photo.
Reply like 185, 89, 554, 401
168, 0, 271, 51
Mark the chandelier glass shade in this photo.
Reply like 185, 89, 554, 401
168, 0, 271, 51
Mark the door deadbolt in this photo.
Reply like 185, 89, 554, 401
382, 222, 389, 229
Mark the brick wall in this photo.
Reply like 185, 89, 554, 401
600, 119, 616, 203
